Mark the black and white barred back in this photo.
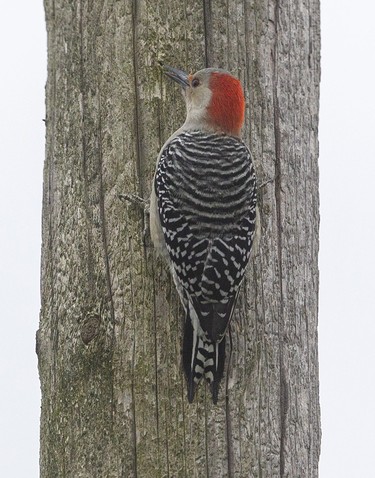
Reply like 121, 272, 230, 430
155, 131, 257, 403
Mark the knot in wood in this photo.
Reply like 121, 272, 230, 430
81, 315, 101, 345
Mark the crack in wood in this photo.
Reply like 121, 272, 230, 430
131, 0, 144, 198
225, 327, 234, 478
272, 0, 289, 475
203, 0, 213, 68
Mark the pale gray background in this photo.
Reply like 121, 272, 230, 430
1, 1, 374, 476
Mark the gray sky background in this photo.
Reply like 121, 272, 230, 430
1, 1, 374, 476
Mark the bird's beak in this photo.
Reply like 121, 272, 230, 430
163, 65, 190, 89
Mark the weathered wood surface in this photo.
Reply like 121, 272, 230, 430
39, 0, 321, 476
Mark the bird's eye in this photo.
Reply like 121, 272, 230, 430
191, 78, 200, 87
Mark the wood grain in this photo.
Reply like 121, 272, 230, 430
39, 0, 321, 476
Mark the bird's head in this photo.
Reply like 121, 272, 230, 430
163, 65, 245, 137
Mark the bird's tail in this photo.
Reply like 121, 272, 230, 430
182, 305, 226, 404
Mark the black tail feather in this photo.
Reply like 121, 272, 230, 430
182, 316, 197, 403
209, 337, 226, 404
182, 310, 226, 403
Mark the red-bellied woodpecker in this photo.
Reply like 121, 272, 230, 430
150, 65, 257, 403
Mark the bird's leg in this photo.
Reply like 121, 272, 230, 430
258, 176, 276, 190
119, 193, 150, 246
118, 193, 148, 209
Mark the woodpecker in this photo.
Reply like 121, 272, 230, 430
150, 65, 257, 403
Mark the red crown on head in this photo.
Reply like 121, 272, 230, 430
207, 73, 245, 136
